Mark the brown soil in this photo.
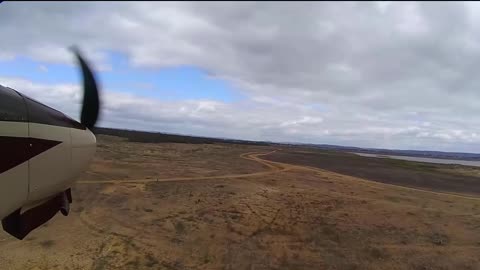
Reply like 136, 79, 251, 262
1, 136, 480, 270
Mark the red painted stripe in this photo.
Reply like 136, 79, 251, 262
0, 137, 62, 174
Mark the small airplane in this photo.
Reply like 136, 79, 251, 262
0, 47, 101, 240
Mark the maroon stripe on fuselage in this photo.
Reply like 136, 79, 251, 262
0, 136, 62, 174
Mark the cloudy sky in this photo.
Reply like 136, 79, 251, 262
2, 2, 480, 152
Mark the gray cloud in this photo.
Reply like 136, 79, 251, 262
2, 2, 480, 152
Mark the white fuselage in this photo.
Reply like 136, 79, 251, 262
0, 122, 96, 219
0, 85, 96, 220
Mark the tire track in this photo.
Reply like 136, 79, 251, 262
76, 151, 291, 184
75, 150, 292, 249
77, 149, 480, 202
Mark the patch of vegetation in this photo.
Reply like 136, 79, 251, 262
430, 232, 449, 246
145, 253, 159, 268
25, 236, 36, 241
183, 215, 196, 222
66, 257, 85, 270
161, 260, 184, 270
93, 256, 108, 270
39, 240, 55, 249
36, 255, 53, 270
384, 195, 402, 203
305, 224, 341, 247
202, 250, 211, 264
321, 225, 341, 243
126, 256, 140, 268
366, 246, 390, 260
175, 221, 186, 234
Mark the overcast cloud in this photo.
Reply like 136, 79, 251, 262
2, 2, 480, 152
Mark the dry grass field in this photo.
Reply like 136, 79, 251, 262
1, 135, 480, 270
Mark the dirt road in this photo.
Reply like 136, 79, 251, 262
77, 151, 293, 184
79, 150, 480, 201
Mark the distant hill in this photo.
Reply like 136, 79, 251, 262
302, 144, 480, 161
94, 127, 480, 161
93, 127, 273, 146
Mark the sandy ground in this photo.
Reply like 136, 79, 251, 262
1, 135, 480, 270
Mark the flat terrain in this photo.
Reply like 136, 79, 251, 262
1, 135, 480, 270
265, 149, 480, 196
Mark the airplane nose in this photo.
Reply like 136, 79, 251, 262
72, 127, 96, 148
71, 127, 96, 178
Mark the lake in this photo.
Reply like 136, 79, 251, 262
352, 152, 480, 167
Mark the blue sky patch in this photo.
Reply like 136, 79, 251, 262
0, 51, 243, 102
